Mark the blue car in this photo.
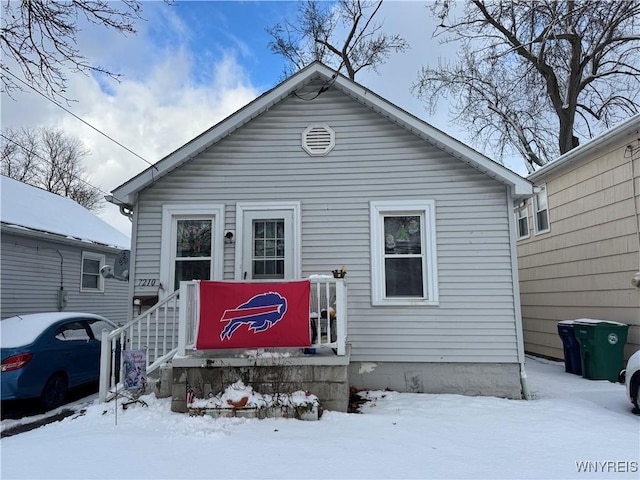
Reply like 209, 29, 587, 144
1, 312, 117, 410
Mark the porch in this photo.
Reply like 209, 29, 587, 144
99, 276, 350, 411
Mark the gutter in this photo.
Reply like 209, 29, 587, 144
507, 186, 531, 400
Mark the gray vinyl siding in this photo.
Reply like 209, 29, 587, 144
517, 135, 640, 360
1, 230, 129, 325
132, 81, 519, 364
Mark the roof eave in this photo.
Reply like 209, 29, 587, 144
110, 62, 533, 205
528, 114, 640, 182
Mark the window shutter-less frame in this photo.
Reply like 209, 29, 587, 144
302, 124, 335, 156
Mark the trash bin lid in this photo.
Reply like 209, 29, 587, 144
558, 319, 576, 325
573, 318, 628, 327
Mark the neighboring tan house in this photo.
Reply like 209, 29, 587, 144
105, 62, 534, 411
516, 115, 640, 361
1, 175, 131, 324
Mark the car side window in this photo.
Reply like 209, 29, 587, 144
54, 322, 91, 341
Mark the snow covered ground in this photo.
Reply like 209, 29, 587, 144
1, 355, 638, 479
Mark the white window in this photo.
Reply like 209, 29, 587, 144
160, 204, 224, 295
534, 185, 550, 234
81, 252, 105, 292
370, 200, 438, 306
515, 203, 530, 240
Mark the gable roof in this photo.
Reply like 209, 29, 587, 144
110, 62, 533, 205
528, 114, 640, 182
1, 175, 130, 250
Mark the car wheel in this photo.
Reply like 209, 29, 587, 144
41, 374, 67, 410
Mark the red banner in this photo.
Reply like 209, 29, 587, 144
196, 280, 311, 350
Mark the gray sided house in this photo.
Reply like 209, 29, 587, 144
1, 176, 130, 324
516, 115, 640, 361
108, 62, 533, 409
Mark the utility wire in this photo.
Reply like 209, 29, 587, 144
2, 67, 157, 170
0, 132, 128, 206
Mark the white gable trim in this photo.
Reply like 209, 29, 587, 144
110, 63, 532, 205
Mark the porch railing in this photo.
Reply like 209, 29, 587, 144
99, 276, 347, 402
98, 288, 183, 402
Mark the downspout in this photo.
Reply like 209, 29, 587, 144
508, 186, 531, 400
627, 141, 640, 273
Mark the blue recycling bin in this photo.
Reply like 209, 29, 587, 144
557, 320, 582, 375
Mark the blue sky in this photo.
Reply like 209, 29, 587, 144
141, 1, 299, 88
2, 0, 510, 234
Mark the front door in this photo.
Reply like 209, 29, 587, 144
236, 203, 300, 281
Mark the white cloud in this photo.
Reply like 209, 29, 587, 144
2, 5, 259, 237
1, 1, 530, 238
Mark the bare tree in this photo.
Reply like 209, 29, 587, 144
267, 0, 409, 80
1, 127, 103, 211
414, 0, 640, 172
1, 0, 144, 99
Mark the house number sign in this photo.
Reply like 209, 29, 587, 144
138, 279, 157, 287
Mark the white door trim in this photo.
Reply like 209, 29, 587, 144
234, 201, 301, 280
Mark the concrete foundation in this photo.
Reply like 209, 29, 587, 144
169, 350, 523, 414
349, 362, 523, 399
171, 349, 351, 413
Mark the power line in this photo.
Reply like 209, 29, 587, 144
0, 132, 128, 207
2, 67, 157, 170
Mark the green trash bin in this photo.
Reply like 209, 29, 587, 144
573, 319, 628, 382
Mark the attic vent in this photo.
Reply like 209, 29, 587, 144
302, 124, 335, 156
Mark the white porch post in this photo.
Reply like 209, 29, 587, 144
98, 329, 110, 403
177, 282, 189, 357
335, 279, 347, 355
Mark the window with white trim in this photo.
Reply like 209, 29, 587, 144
174, 218, 212, 288
534, 185, 550, 234
515, 203, 530, 240
160, 204, 224, 295
81, 252, 105, 292
370, 200, 438, 306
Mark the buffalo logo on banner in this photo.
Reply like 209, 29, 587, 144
196, 280, 311, 349
220, 292, 287, 340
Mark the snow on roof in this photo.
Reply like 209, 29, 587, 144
0, 176, 130, 250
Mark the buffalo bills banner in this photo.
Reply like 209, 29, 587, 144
195, 280, 311, 349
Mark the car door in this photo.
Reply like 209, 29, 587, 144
53, 320, 97, 387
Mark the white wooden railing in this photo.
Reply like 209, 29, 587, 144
99, 277, 347, 402
99, 287, 184, 402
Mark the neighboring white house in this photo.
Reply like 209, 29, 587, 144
107, 62, 534, 408
1, 176, 131, 324
516, 115, 640, 361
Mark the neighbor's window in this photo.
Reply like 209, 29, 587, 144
516, 203, 530, 240
370, 200, 438, 306
81, 252, 105, 292
534, 185, 550, 234
174, 219, 212, 290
